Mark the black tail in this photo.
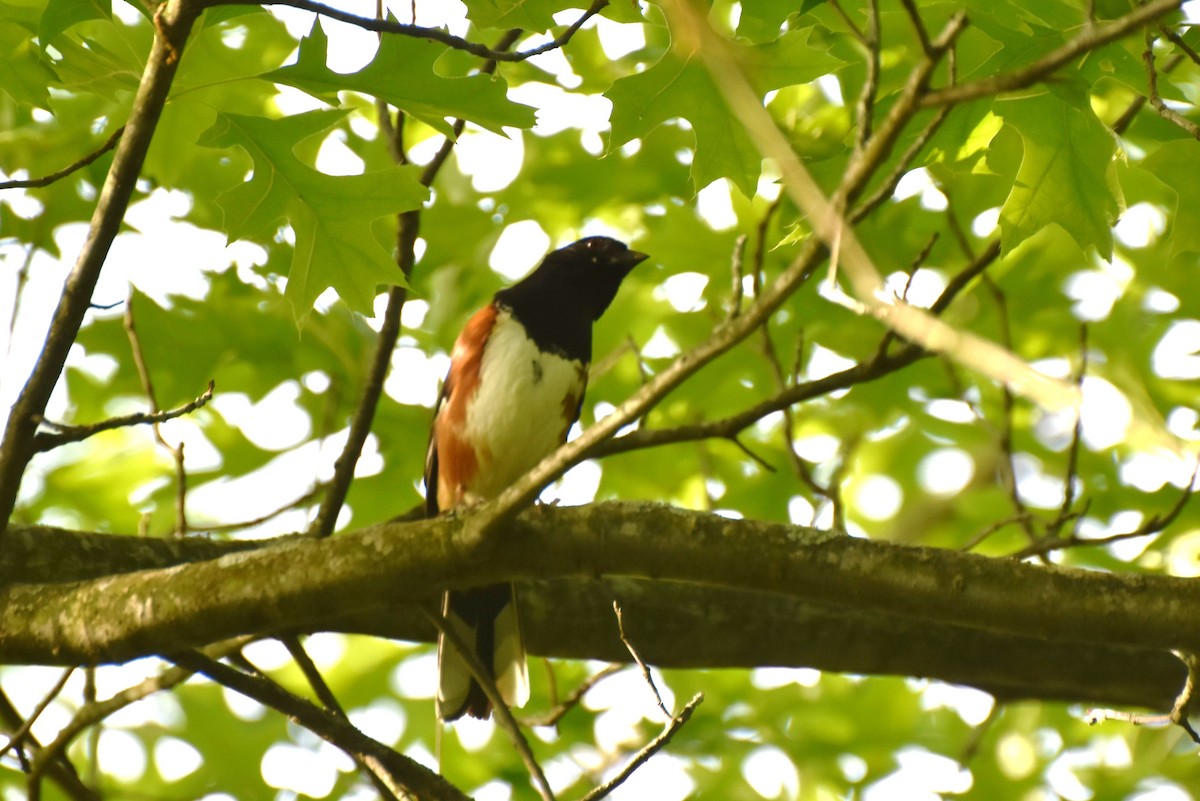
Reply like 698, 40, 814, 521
437, 583, 529, 720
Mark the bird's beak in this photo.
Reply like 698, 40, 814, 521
621, 250, 650, 271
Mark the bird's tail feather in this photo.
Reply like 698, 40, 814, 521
437, 583, 529, 721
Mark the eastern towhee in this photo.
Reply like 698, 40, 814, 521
426, 236, 648, 721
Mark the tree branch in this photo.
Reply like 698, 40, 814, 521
0, 126, 124, 190
2, 503, 1198, 715
32, 381, 214, 453
0, 0, 202, 536
1143, 27, 1200, 140
590, 238, 1000, 460
920, 0, 1185, 108
165, 650, 469, 801
309, 28, 522, 538
217, 0, 606, 62
579, 693, 703, 801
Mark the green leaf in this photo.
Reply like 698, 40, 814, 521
1141, 138, 1200, 259
37, 0, 109, 43
607, 27, 845, 194
462, 0, 561, 31
995, 89, 1118, 257
44, 22, 147, 102
198, 109, 427, 316
266, 18, 535, 136
0, 18, 56, 106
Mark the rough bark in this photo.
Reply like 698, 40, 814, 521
1, 502, 1193, 710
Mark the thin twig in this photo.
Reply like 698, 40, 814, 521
0, 668, 74, 761
828, 0, 866, 42
1046, 326, 1088, 539
167, 649, 468, 800
1087, 650, 1200, 743
281, 637, 401, 801
424, 609, 556, 801
1144, 28, 1200, 139
1009, 459, 1200, 560
613, 601, 670, 718
578, 693, 704, 801
0, 0, 202, 538
32, 381, 214, 452
959, 512, 1034, 552
727, 234, 748, 319
4, 247, 34, 362
520, 664, 624, 728
190, 481, 323, 533
958, 701, 1002, 766
124, 293, 189, 535
1170, 650, 1200, 743
898, 0, 932, 55
982, 278, 1037, 543
310, 28, 520, 538
281, 636, 347, 717
0, 127, 125, 190
218, 0, 606, 62
1159, 24, 1200, 65
28, 639, 251, 798
590, 240, 1002, 461
922, 0, 1185, 108
853, 0, 880, 155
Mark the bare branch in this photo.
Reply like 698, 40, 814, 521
1160, 23, 1200, 66
613, 601, 670, 718
1046, 326, 1089, 540
1088, 650, 1200, 743
898, 0, 932, 56
1170, 650, 1200, 742
579, 693, 704, 801
27, 641, 254, 800
279, 636, 401, 801
32, 380, 214, 453
123, 291, 190, 534
852, 0, 881, 155
424, 609, 555, 801
0, 0, 203, 537
520, 664, 624, 728
590, 240, 1002, 461
191, 481, 323, 534
1009, 459, 1200, 560
727, 234, 748, 319
0, 668, 74, 760
309, 28, 522, 539
0, 127, 124, 190
219, 0, 606, 62
167, 649, 469, 801
828, 0, 866, 43
1144, 28, 1200, 139
921, 0, 1185, 108
983, 279, 1037, 543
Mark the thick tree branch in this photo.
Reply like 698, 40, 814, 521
1, 504, 1197, 713
0, 0, 202, 536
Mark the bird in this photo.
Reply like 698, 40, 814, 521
425, 235, 648, 721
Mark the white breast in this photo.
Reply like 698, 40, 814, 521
461, 308, 585, 501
